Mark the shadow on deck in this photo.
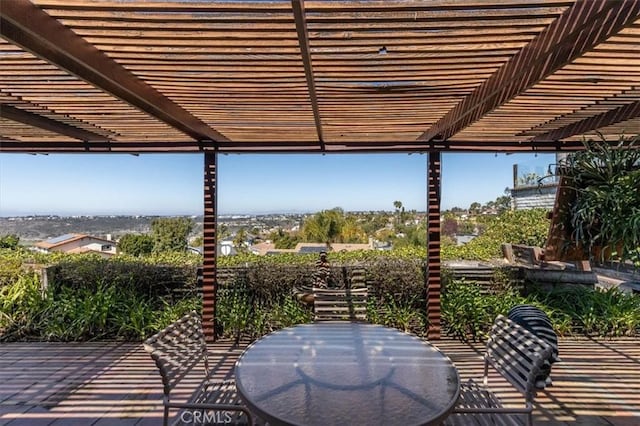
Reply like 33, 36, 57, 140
0, 337, 638, 425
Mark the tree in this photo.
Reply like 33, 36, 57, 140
234, 228, 249, 253
340, 216, 368, 243
392, 222, 427, 248
495, 195, 512, 214
360, 211, 390, 235
218, 224, 231, 240
441, 218, 458, 237
118, 234, 153, 256
151, 217, 194, 252
0, 234, 19, 249
393, 200, 405, 228
302, 208, 344, 243
269, 228, 298, 249
469, 202, 482, 215
458, 221, 476, 235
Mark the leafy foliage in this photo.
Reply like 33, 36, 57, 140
442, 209, 549, 261
269, 229, 301, 249
0, 234, 20, 249
440, 275, 640, 340
301, 208, 367, 244
117, 233, 153, 256
47, 256, 199, 297
528, 284, 640, 337
151, 217, 194, 252
0, 248, 28, 288
559, 134, 640, 264
376, 294, 426, 334
0, 266, 201, 342
0, 249, 201, 341
441, 279, 526, 341
3, 238, 638, 342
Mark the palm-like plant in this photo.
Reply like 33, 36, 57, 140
560, 133, 640, 264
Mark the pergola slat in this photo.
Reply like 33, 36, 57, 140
418, 0, 640, 142
0, 0, 229, 143
532, 97, 640, 141
0, 104, 110, 142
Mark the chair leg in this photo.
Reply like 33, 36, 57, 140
163, 405, 170, 426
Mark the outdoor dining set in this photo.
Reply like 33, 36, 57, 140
144, 290, 555, 426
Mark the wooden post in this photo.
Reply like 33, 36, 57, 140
40, 265, 50, 297
203, 152, 218, 342
427, 152, 442, 340
502, 243, 514, 263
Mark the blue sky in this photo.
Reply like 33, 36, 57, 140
0, 152, 555, 216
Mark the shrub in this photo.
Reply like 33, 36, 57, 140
0, 272, 47, 341
528, 284, 640, 337
441, 280, 526, 341
442, 209, 550, 261
117, 234, 153, 256
0, 249, 203, 341
47, 256, 199, 300
0, 248, 28, 288
377, 294, 426, 335
0, 234, 20, 249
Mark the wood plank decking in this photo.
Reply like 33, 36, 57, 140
0, 337, 638, 425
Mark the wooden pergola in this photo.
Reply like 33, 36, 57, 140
2, 0, 640, 340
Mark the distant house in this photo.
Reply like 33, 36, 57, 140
33, 233, 117, 257
510, 153, 564, 211
510, 183, 557, 210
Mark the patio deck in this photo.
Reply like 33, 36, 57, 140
0, 337, 638, 426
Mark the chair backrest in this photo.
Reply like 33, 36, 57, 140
143, 311, 208, 396
313, 287, 368, 321
508, 304, 560, 363
485, 315, 553, 401
349, 268, 367, 289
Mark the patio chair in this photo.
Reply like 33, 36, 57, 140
313, 287, 368, 321
143, 311, 254, 426
444, 315, 552, 426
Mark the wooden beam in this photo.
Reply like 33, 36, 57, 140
202, 152, 218, 342
531, 98, 640, 142
0, 0, 229, 143
418, 0, 640, 142
0, 104, 109, 142
291, 0, 324, 148
0, 139, 595, 153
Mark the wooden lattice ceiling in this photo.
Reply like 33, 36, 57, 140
1, 0, 640, 153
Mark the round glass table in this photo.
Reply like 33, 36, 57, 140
235, 322, 460, 426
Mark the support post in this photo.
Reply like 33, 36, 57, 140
203, 152, 218, 342
427, 152, 442, 339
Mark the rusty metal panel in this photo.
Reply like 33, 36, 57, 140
427, 151, 442, 340
202, 152, 218, 342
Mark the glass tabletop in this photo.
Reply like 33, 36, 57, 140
235, 322, 460, 426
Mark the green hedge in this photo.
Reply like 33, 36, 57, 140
2, 247, 638, 342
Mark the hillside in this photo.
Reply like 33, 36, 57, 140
0, 215, 203, 245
